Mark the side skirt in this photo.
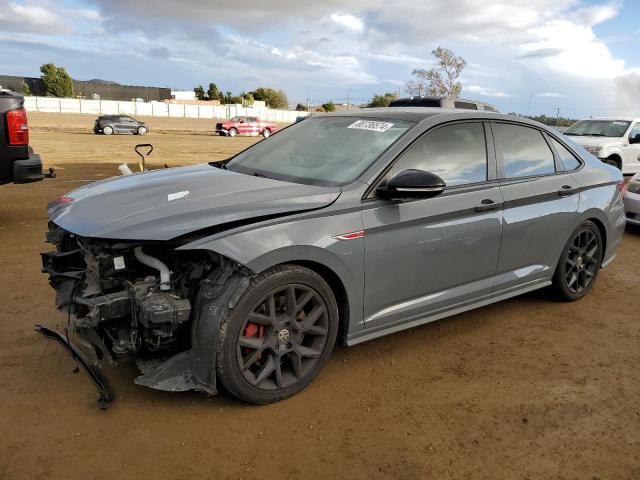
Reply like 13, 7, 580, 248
345, 280, 551, 347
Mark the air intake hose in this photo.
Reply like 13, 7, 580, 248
133, 247, 170, 291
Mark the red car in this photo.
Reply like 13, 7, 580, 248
215, 116, 277, 138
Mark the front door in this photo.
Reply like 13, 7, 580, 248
363, 122, 503, 328
490, 122, 581, 293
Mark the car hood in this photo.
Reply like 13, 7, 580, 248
48, 164, 341, 241
570, 136, 622, 147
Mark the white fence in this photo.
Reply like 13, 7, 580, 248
23, 97, 308, 123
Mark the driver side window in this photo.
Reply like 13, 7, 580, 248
630, 123, 640, 141
388, 122, 488, 186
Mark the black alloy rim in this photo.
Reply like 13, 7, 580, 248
236, 284, 329, 391
565, 227, 600, 293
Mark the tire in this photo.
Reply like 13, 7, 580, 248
551, 221, 603, 301
216, 264, 339, 404
137, 126, 148, 135
103, 125, 114, 135
605, 156, 621, 170
262, 128, 271, 138
228, 128, 237, 138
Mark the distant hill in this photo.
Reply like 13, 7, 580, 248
85, 79, 120, 85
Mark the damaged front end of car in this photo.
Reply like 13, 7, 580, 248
40, 221, 249, 408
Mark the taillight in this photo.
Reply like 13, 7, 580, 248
618, 179, 626, 196
6, 108, 29, 145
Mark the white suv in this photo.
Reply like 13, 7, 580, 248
564, 117, 640, 174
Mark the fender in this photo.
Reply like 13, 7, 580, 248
177, 210, 366, 333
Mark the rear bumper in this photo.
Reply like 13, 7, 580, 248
12, 152, 44, 184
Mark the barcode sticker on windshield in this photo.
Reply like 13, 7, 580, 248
348, 120, 394, 132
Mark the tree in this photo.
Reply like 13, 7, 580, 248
207, 82, 221, 101
367, 92, 397, 108
250, 87, 289, 109
194, 85, 206, 100
243, 92, 254, 106
295, 103, 308, 111
407, 47, 466, 99
321, 101, 336, 112
40, 63, 74, 98
21, 82, 31, 96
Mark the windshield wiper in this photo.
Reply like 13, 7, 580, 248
253, 171, 268, 178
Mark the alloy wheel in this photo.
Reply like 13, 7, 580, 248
236, 284, 329, 391
565, 227, 600, 294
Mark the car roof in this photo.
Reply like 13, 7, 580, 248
577, 117, 639, 122
323, 107, 546, 129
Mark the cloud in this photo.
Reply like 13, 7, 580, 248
330, 13, 364, 33
613, 71, 640, 116
465, 85, 512, 97
571, 1, 621, 26
537, 92, 565, 97
518, 47, 564, 59
0, 1, 72, 34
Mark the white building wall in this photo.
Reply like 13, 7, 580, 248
23, 97, 308, 123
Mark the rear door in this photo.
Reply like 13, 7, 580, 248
362, 121, 504, 328
491, 122, 581, 293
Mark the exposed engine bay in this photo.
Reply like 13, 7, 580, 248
41, 222, 248, 407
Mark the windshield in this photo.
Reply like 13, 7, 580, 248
226, 116, 413, 186
564, 120, 631, 137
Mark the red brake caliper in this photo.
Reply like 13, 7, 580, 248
242, 322, 265, 361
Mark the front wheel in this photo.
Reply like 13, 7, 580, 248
103, 125, 114, 135
228, 128, 237, 137
216, 264, 338, 404
137, 126, 148, 135
262, 128, 271, 138
551, 221, 603, 301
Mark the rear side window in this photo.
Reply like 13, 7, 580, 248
550, 138, 581, 171
494, 124, 556, 178
390, 123, 487, 186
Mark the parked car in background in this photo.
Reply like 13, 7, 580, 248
215, 116, 278, 137
564, 117, 640, 174
624, 170, 640, 225
388, 96, 499, 112
0, 90, 44, 185
94, 115, 149, 135
41, 108, 625, 407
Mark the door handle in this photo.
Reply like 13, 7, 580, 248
558, 185, 578, 197
474, 199, 499, 212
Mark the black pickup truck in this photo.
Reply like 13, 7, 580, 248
0, 90, 44, 185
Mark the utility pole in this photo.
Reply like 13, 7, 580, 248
306, 98, 310, 111
555, 107, 560, 126
347, 88, 351, 111
525, 94, 533, 116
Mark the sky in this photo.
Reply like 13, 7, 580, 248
0, 0, 639, 117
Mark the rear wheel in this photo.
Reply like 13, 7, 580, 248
228, 128, 237, 137
551, 221, 603, 301
217, 264, 338, 404
262, 128, 271, 138
103, 125, 114, 135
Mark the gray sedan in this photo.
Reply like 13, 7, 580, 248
41, 109, 626, 406
624, 171, 640, 225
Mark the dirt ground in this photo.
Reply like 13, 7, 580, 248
1, 112, 639, 480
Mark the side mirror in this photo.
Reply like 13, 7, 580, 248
377, 169, 446, 200
630, 133, 640, 145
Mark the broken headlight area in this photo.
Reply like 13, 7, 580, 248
41, 222, 216, 367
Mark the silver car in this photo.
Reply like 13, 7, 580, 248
40, 109, 626, 407
624, 170, 640, 225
